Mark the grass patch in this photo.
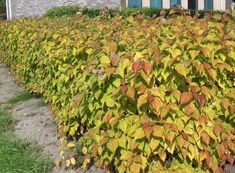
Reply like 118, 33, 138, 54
0, 105, 53, 173
6, 91, 33, 105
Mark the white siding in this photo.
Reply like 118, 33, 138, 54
181, 0, 188, 9
163, 0, 170, 8
197, 0, 204, 10
213, 0, 221, 10
221, 0, 226, 10
142, 0, 150, 7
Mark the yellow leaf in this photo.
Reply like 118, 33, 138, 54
55, 160, 62, 168
121, 151, 133, 160
82, 147, 88, 154
82, 158, 90, 169
175, 64, 188, 77
189, 50, 200, 59
208, 69, 217, 80
159, 151, 166, 161
100, 55, 111, 65
172, 48, 182, 58
65, 159, 70, 167
67, 143, 76, 148
70, 157, 76, 165
149, 139, 159, 151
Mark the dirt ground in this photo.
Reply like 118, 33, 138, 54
0, 63, 103, 173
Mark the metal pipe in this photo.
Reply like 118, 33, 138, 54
6, 0, 9, 19
9, 0, 12, 19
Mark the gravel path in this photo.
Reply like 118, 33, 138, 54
0, 62, 103, 173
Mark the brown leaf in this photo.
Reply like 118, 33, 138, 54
198, 116, 209, 124
230, 105, 235, 114
75, 93, 84, 106
92, 146, 98, 157
228, 142, 235, 153
120, 85, 128, 93
121, 79, 126, 86
184, 103, 196, 115
201, 132, 210, 145
165, 133, 174, 145
217, 144, 226, 158
205, 151, 212, 168
181, 132, 189, 141
120, 80, 127, 93
110, 52, 120, 67
143, 61, 153, 75
198, 95, 206, 107
154, 55, 160, 63
104, 111, 112, 124
194, 94, 206, 107
191, 86, 200, 93
147, 93, 154, 102
132, 61, 142, 76
142, 123, 153, 139
164, 123, 178, 132
151, 98, 161, 115
180, 92, 193, 105
221, 99, 230, 109
138, 85, 146, 94
201, 86, 209, 95
214, 121, 223, 136
161, 104, 169, 118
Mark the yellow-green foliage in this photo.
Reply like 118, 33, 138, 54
0, 13, 235, 172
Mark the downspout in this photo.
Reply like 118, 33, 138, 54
6, 0, 9, 19
9, 0, 12, 19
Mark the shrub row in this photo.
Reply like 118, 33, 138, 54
0, 5, 6, 20
43, 5, 232, 19
0, 12, 235, 172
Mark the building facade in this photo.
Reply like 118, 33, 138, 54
128, 0, 231, 11
5, 0, 122, 19
5, 0, 233, 19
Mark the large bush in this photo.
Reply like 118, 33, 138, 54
0, 12, 234, 172
43, 6, 231, 19
0, 0, 6, 19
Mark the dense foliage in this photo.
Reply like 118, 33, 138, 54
0, 0, 6, 19
44, 6, 229, 19
0, 11, 235, 172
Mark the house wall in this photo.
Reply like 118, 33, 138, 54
7, 0, 231, 19
9, 0, 121, 19
134, 0, 228, 10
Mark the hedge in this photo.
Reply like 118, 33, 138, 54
43, 5, 232, 19
0, 11, 235, 172
0, 5, 6, 20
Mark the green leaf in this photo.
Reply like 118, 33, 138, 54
107, 139, 119, 153
134, 127, 145, 140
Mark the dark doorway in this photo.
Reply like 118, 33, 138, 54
188, 0, 197, 10
0, 0, 6, 19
